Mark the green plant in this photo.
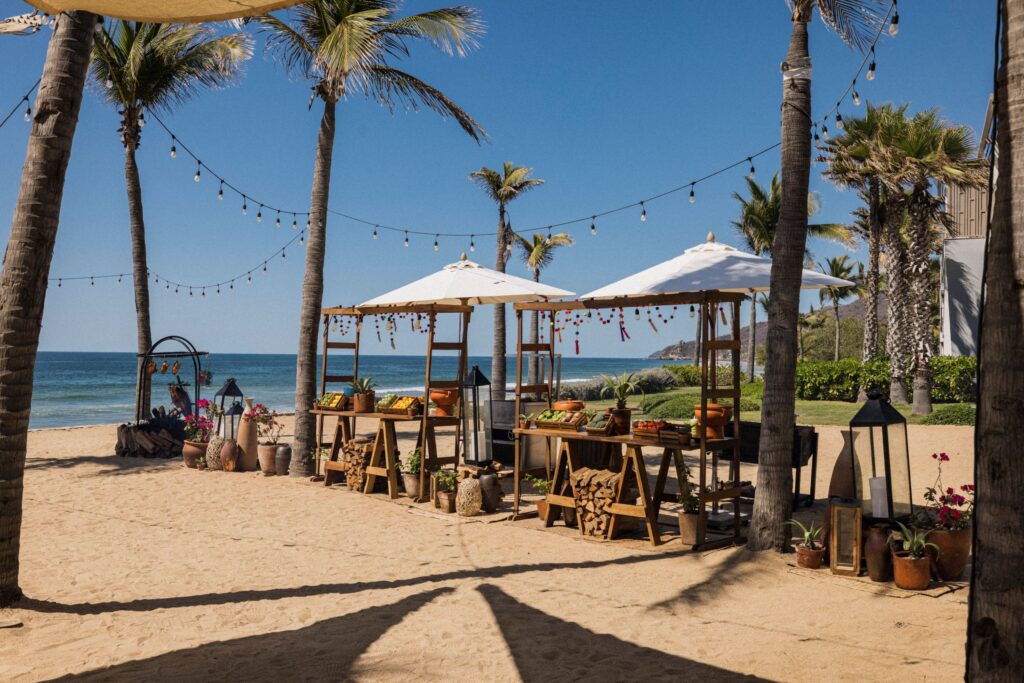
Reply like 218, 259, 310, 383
890, 522, 939, 560
245, 402, 283, 444
524, 474, 553, 495
677, 465, 700, 513
402, 448, 421, 475
661, 364, 746, 387
920, 404, 976, 425
788, 518, 824, 551
929, 356, 977, 403
600, 372, 641, 410
352, 377, 377, 394
434, 469, 458, 494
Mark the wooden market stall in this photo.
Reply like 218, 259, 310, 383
311, 303, 471, 500
512, 290, 747, 550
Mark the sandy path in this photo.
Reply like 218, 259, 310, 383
0, 419, 971, 681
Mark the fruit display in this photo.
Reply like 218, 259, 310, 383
584, 412, 612, 435
317, 392, 347, 410
381, 395, 421, 414
536, 409, 594, 431
633, 419, 669, 432
376, 393, 397, 410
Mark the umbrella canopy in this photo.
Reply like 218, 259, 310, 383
359, 254, 573, 308
582, 233, 854, 300
24, 0, 299, 22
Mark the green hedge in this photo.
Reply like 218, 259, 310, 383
795, 357, 976, 403
920, 404, 976, 425
662, 364, 746, 386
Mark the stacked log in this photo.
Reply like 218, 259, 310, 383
116, 420, 184, 459
339, 438, 373, 491
569, 467, 620, 537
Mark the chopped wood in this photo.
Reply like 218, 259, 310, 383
339, 439, 373, 490
569, 467, 621, 537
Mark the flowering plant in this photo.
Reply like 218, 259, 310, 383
184, 413, 215, 442
244, 402, 283, 444
920, 452, 974, 531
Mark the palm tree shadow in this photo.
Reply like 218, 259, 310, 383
25, 454, 178, 476
648, 549, 753, 610
476, 583, 767, 681
46, 587, 454, 681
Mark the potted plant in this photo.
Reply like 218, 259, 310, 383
525, 474, 556, 522
246, 403, 283, 475
788, 518, 825, 569
351, 377, 377, 413
401, 448, 422, 500
677, 465, 700, 545
917, 452, 974, 581
434, 469, 459, 513
600, 372, 641, 435
182, 408, 215, 469
890, 522, 938, 590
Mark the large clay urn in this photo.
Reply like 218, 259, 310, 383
693, 403, 728, 439
928, 528, 972, 581
864, 524, 893, 582
430, 389, 459, 417
236, 397, 259, 472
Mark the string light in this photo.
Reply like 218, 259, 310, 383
292, 215, 298, 230
822, 125, 829, 140
281, 249, 286, 260
689, 184, 696, 204
299, 232, 304, 245
469, 235, 475, 252
852, 83, 861, 107
590, 216, 596, 235
24, 105, 30, 122
373, 225, 378, 240
0, 79, 40, 132
257, 205, 263, 223
747, 158, 756, 180
275, 211, 281, 228
640, 201, 647, 223
193, 163, 201, 183
262, 262, 267, 274
217, 180, 224, 200
404, 231, 409, 247
241, 197, 248, 215
170, 138, 177, 158
889, 1, 899, 36
867, 47, 876, 81
835, 110, 844, 130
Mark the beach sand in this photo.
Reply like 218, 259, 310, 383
1, 417, 972, 681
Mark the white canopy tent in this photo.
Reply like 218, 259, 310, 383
23, 0, 299, 22
359, 254, 574, 308
581, 233, 854, 300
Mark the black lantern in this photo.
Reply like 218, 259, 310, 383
215, 377, 244, 440
848, 390, 913, 522
461, 365, 493, 465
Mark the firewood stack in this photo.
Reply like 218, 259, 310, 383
116, 417, 185, 459
569, 467, 621, 537
339, 438, 373, 491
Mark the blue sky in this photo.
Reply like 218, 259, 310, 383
0, 0, 996, 357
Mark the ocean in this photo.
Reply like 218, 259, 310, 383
31, 352, 671, 429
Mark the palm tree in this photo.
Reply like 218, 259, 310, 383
514, 231, 573, 386
749, 0, 885, 553
258, 1, 486, 476
969, 0, 1024, 673
469, 163, 544, 399
797, 304, 824, 361
732, 172, 850, 381
818, 256, 860, 361
0, 10, 99, 608
90, 22, 252, 418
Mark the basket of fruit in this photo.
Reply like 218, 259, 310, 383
535, 409, 590, 431
316, 392, 347, 411
584, 411, 613, 435
633, 419, 671, 440
380, 395, 422, 416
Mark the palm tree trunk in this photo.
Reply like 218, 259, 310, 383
832, 298, 841, 362
797, 324, 804, 360
491, 206, 507, 401
527, 269, 540, 388
884, 206, 911, 404
858, 179, 882, 401
748, 16, 809, 552
907, 192, 934, 415
291, 99, 336, 478
746, 291, 756, 381
968, 3, 1024, 674
124, 143, 153, 419
0, 10, 98, 608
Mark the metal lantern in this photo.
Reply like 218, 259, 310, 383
848, 390, 913, 522
462, 365, 493, 465
215, 377, 244, 439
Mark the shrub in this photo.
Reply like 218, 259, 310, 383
795, 359, 863, 401
661, 364, 745, 387
930, 356, 977, 403
920, 404, 976, 426
643, 395, 701, 420
794, 357, 971, 403
561, 367, 680, 401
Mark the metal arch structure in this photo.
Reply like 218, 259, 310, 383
135, 335, 208, 422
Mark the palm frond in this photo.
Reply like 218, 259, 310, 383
382, 6, 484, 57
814, 0, 887, 51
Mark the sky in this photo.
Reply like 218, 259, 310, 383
0, 0, 997, 358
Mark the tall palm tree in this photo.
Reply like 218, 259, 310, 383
0, 10, 99, 608
749, 0, 885, 553
732, 172, 850, 381
969, 0, 1024, 673
90, 22, 252, 418
818, 255, 860, 361
797, 304, 824, 361
514, 231, 573, 386
469, 163, 544, 399
258, 1, 486, 476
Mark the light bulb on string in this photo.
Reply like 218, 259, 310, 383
866, 48, 876, 80
640, 202, 646, 223
24, 105, 31, 122
57, 279, 61, 288
117, 275, 122, 283
216, 286, 221, 295
747, 157, 756, 180
299, 232, 304, 245
372, 225, 378, 240
262, 262, 267, 274
689, 184, 696, 204
257, 206, 263, 223
137, 111, 145, 127
229, 281, 234, 290
194, 163, 201, 183
242, 197, 248, 215
546, 226, 552, 240
889, 3, 899, 36
217, 180, 224, 200
201, 288, 205, 297
433, 235, 439, 252
170, 138, 177, 158
175, 286, 179, 294
822, 125, 829, 140
247, 272, 252, 284
292, 215, 298, 230
590, 216, 596, 235
189, 287, 193, 296
281, 250, 286, 260
835, 110, 844, 130
852, 83, 861, 107
90, 277, 95, 287
469, 235, 475, 252
404, 231, 409, 247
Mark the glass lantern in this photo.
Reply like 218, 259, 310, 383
461, 365, 493, 465
848, 390, 913, 522
215, 377, 244, 439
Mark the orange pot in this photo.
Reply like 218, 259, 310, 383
553, 400, 584, 412
693, 403, 728, 439
430, 389, 460, 417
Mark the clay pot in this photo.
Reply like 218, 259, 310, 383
430, 389, 459, 417
864, 524, 894, 582
536, 498, 555, 523
220, 439, 239, 472
892, 551, 931, 590
352, 392, 375, 414
478, 474, 503, 512
275, 444, 292, 476
553, 399, 584, 412
928, 528, 972, 581
795, 544, 825, 569
236, 397, 259, 471
257, 443, 278, 475
679, 511, 699, 546
609, 408, 632, 435
693, 403, 728, 440
437, 489, 457, 513
402, 472, 421, 500
560, 482, 577, 527
182, 440, 206, 469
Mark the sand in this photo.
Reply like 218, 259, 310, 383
0, 417, 973, 681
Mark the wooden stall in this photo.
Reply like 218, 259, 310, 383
511, 291, 746, 550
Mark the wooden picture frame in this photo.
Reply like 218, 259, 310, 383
829, 499, 862, 576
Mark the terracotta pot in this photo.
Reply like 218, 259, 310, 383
352, 392, 375, 413
693, 403, 728, 440
402, 472, 421, 500
257, 443, 278, 475
679, 511, 699, 546
182, 440, 206, 469
864, 524, 893, 582
536, 498, 556, 523
892, 551, 931, 590
430, 389, 459, 417
795, 544, 825, 569
220, 439, 239, 472
553, 399, 584, 412
560, 482, 578, 527
275, 444, 291, 476
437, 489, 457, 513
236, 397, 259, 471
928, 528, 972, 581
609, 408, 632, 435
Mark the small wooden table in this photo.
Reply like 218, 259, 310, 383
514, 428, 690, 547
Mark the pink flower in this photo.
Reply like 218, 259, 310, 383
939, 453, 950, 462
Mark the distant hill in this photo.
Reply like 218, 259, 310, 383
648, 294, 888, 360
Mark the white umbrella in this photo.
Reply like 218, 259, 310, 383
359, 254, 573, 308
581, 233, 854, 300
23, 0, 299, 22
